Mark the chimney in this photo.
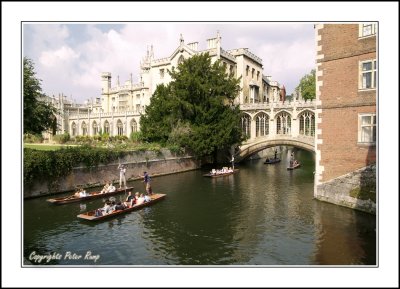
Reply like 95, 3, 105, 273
207, 37, 217, 49
187, 42, 198, 51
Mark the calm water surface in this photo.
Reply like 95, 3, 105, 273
24, 150, 376, 265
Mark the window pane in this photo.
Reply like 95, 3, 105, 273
363, 25, 372, 36
362, 127, 372, 142
363, 72, 372, 88
362, 62, 372, 71
361, 115, 371, 125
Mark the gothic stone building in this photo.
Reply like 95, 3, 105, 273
65, 32, 283, 137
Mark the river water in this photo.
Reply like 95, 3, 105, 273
24, 149, 376, 266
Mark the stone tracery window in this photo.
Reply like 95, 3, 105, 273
131, 119, 138, 133
92, 121, 98, 135
104, 120, 110, 134
241, 114, 251, 139
117, 119, 124, 136
178, 55, 185, 65
81, 121, 87, 136
276, 111, 291, 135
299, 111, 315, 136
71, 122, 76, 136
255, 112, 269, 137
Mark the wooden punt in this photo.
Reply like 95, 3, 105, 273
287, 163, 301, 170
203, 169, 239, 178
77, 193, 166, 221
46, 187, 134, 205
264, 157, 281, 164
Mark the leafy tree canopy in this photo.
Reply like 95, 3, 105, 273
295, 69, 316, 100
140, 53, 243, 157
24, 57, 57, 134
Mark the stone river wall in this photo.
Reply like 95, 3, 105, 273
24, 149, 201, 198
315, 164, 376, 214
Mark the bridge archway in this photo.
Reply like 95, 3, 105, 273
236, 137, 315, 162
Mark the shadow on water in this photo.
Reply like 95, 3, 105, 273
356, 142, 377, 264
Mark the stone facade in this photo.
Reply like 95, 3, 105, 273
46, 32, 283, 138
314, 23, 377, 212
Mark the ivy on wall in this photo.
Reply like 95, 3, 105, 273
23, 145, 126, 188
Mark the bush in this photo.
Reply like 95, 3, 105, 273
24, 146, 126, 188
52, 133, 70, 144
24, 133, 43, 143
130, 131, 142, 142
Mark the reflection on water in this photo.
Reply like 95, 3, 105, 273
24, 149, 376, 265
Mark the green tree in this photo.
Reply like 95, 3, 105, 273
295, 69, 316, 100
24, 57, 57, 134
140, 53, 243, 158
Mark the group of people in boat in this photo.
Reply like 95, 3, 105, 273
210, 167, 234, 175
94, 191, 152, 217
100, 181, 117, 194
74, 188, 90, 198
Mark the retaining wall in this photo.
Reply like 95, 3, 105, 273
24, 149, 201, 198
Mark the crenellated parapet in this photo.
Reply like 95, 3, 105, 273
228, 48, 262, 65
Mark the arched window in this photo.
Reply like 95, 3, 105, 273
117, 119, 124, 136
71, 122, 76, 136
178, 55, 185, 65
276, 111, 291, 135
241, 114, 251, 139
92, 121, 98, 135
255, 112, 269, 137
299, 111, 315, 136
104, 120, 110, 134
131, 119, 138, 133
81, 121, 87, 136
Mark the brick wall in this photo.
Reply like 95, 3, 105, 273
316, 24, 376, 183
317, 106, 376, 181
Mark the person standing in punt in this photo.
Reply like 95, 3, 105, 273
143, 171, 153, 195
118, 164, 127, 189
290, 152, 295, 167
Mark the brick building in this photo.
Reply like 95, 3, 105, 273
314, 24, 377, 213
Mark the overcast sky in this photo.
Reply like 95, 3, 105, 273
23, 22, 315, 103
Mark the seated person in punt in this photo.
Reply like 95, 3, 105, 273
74, 188, 89, 198
114, 201, 126, 211
100, 181, 110, 194
144, 194, 152, 203
124, 191, 136, 208
95, 201, 113, 216
136, 193, 145, 205
107, 183, 116, 193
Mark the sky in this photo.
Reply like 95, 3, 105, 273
23, 22, 315, 103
